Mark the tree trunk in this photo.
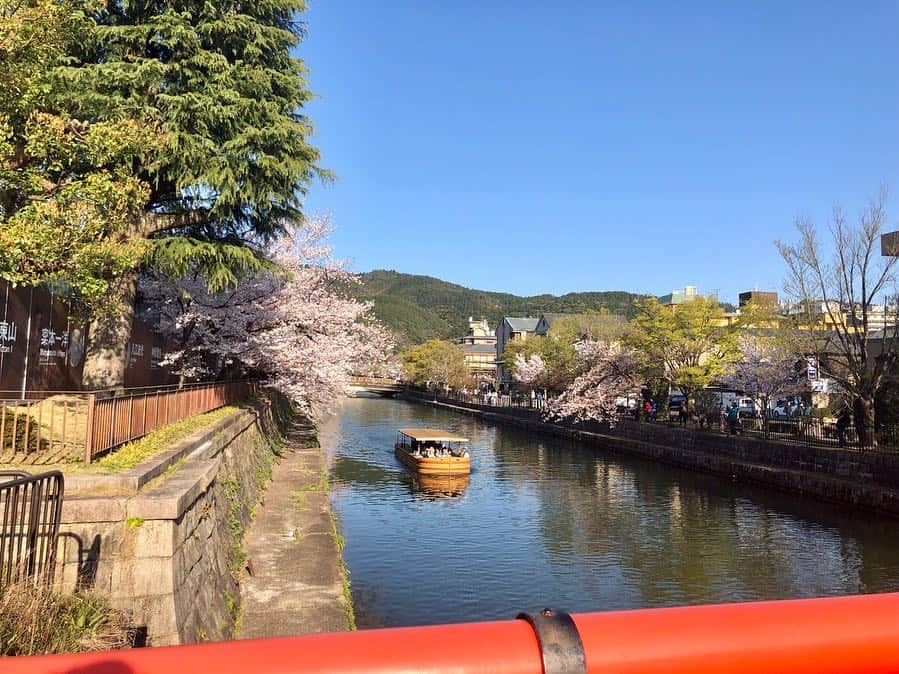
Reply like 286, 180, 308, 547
82, 276, 137, 392
682, 386, 695, 414
853, 396, 877, 448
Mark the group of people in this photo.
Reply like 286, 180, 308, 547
411, 442, 470, 459
460, 389, 499, 406
632, 400, 659, 421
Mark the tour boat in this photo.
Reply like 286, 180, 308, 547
394, 428, 471, 475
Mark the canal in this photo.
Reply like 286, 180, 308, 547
318, 397, 899, 629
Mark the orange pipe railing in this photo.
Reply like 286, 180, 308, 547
5, 593, 899, 674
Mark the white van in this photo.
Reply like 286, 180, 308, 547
737, 397, 758, 418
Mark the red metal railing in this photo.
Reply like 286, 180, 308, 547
84, 381, 258, 463
5, 593, 899, 673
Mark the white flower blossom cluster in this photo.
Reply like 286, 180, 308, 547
139, 215, 398, 416
545, 341, 639, 422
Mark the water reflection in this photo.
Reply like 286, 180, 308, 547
412, 473, 470, 499
319, 398, 899, 629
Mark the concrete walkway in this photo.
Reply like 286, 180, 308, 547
238, 423, 353, 638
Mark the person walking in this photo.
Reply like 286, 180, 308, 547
678, 404, 688, 427
836, 408, 851, 448
727, 401, 740, 435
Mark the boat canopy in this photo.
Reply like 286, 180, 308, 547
397, 428, 470, 443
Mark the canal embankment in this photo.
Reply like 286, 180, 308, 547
238, 419, 354, 638
57, 396, 284, 645
402, 391, 899, 517
54, 390, 352, 646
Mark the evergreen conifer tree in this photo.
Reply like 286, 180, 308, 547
57, 0, 326, 386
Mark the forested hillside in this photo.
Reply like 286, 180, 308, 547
357, 270, 648, 344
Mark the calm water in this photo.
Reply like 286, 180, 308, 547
318, 397, 899, 628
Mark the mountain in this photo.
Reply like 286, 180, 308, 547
356, 270, 649, 345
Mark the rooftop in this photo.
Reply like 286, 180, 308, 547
503, 317, 539, 332
398, 429, 470, 442
462, 343, 496, 353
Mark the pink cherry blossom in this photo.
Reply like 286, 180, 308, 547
545, 341, 639, 422
512, 353, 546, 386
139, 215, 398, 416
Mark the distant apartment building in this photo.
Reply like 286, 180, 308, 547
494, 316, 539, 392
657, 285, 748, 327
657, 285, 702, 306
456, 317, 497, 385
782, 299, 898, 333
459, 317, 495, 345
739, 291, 778, 307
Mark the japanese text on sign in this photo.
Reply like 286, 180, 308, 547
0, 320, 17, 354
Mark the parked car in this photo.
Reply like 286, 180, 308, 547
771, 400, 802, 419
771, 403, 790, 419
737, 397, 758, 418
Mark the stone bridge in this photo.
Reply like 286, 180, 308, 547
347, 376, 403, 397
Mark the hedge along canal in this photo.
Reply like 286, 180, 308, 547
319, 396, 899, 629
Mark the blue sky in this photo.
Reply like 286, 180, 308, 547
300, 1, 899, 304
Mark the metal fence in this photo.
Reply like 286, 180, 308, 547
0, 470, 63, 587
423, 388, 899, 454
0, 393, 89, 464
718, 414, 899, 453
0, 380, 258, 464
84, 380, 258, 462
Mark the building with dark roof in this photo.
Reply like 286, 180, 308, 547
494, 316, 540, 392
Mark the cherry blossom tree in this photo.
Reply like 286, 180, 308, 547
545, 341, 640, 423
512, 353, 546, 388
725, 335, 806, 417
139, 215, 397, 415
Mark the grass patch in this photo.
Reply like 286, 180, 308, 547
330, 510, 356, 631
96, 406, 239, 472
0, 583, 133, 655
221, 476, 249, 579
290, 473, 327, 510
125, 517, 144, 529
290, 489, 311, 510
224, 591, 243, 638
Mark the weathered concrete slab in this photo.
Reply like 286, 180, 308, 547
239, 429, 352, 638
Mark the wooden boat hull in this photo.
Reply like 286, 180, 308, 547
394, 445, 470, 475
415, 473, 470, 497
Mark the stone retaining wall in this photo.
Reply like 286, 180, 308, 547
403, 392, 899, 517
56, 402, 282, 645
